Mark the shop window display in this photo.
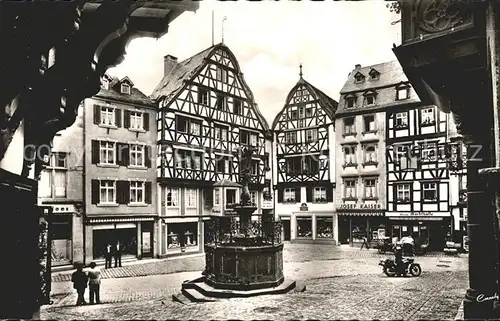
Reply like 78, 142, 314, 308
296, 217, 312, 238
316, 217, 334, 238
92, 228, 137, 259
50, 215, 72, 265
167, 223, 198, 249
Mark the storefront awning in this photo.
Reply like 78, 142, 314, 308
337, 211, 384, 216
88, 217, 155, 224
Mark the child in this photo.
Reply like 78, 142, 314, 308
71, 263, 88, 306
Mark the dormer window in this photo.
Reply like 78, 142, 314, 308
354, 72, 365, 84
346, 97, 355, 108
369, 69, 380, 80
396, 84, 410, 100
102, 79, 109, 90
121, 83, 130, 95
363, 91, 377, 106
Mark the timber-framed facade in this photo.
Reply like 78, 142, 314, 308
152, 43, 272, 257
272, 70, 338, 244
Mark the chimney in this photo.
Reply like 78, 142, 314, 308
355, 64, 361, 70
164, 55, 178, 76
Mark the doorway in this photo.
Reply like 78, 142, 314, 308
282, 220, 291, 241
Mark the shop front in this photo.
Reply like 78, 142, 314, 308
158, 216, 205, 257
279, 211, 337, 244
85, 217, 155, 263
386, 212, 452, 251
337, 209, 386, 246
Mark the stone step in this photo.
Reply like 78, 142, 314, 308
181, 288, 216, 303
186, 278, 297, 298
171, 292, 192, 305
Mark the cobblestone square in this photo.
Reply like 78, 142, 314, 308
42, 244, 468, 320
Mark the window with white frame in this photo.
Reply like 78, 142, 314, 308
395, 112, 408, 127
285, 131, 297, 144
130, 112, 143, 130
314, 187, 326, 201
129, 144, 145, 167
166, 188, 179, 207
121, 83, 130, 94
193, 154, 201, 170
216, 67, 228, 83
99, 180, 116, 204
100, 106, 115, 126
250, 191, 257, 205
344, 145, 356, 164
365, 94, 375, 106
394, 145, 408, 162
364, 145, 377, 163
214, 125, 228, 141
396, 184, 411, 202
214, 189, 220, 206
344, 179, 356, 198
421, 107, 435, 125
363, 115, 375, 132
344, 117, 355, 134
250, 133, 258, 146
397, 87, 409, 100
421, 143, 437, 162
39, 153, 67, 198
299, 106, 305, 118
186, 188, 197, 207
99, 141, 115, 165
306, 129, 318, 142
364, 179, 376, 198
422, 182, 437, 201
346, 97, 355, 108
129, 181, 145, 204
284, 188, 295, 202
190, 122, 201, 136
198, 87, 209, 105
216, 94, 226, 110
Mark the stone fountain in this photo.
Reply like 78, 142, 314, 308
172, 146, 296, 303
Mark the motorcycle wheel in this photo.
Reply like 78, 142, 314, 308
383, 267, 396, 277
378, 248, 385, 254
409, 264, 422, 277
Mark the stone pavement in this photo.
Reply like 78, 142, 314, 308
43, 243, 468, 319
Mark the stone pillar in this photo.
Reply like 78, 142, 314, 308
137, 222, 142, 259
84, 225, 93, 264
463, 136, 497, 319
72, 214, 84, 264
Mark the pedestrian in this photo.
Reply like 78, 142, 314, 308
87, 262, 101, 304
104, 243, 113, 269
360, 236, 370, 250
71, 263, 88, 306
114, 241, 122, 268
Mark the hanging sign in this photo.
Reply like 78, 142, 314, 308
299, 203, 309, 211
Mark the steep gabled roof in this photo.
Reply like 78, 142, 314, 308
96, 74, 153, 106
271, 77, 338, 130
150, 43, 270, 132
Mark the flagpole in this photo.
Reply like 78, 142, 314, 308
212, 10, 214, 46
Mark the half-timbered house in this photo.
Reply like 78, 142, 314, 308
272, 68, 338, 243
151, 43, 272, 257
336, 62, 412, 246
386, 85, 456, 250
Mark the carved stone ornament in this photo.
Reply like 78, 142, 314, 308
415, 0, 470, 33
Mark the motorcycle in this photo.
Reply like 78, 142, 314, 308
378, 257, 422, 277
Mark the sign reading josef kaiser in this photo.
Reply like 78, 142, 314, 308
338, 203, 382, 210
299, 203, 309, 211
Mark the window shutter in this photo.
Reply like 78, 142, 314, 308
93, 105, 100, 124
116, 180, 129, 204
306, 187, 312, 202
143, 113, 149, 131
295, 188, 301, 203
145, 181, 152, 204
278, 188, 283, 203
91, 180, 99, 204
326, 185, 333, 202
115, 109, 122, 127
91, 140, 100, 164
145, 145, 151, 168
116, 143, 129, 166
124, 110, 130, 129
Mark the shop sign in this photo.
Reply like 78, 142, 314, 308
386, 211, 449, 217
212, 207, 221, 214
224, 209, 237, 216
338, 203, 382, 210
299, 203, 309, 211
262, 199, 273, 209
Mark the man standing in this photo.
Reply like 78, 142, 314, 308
104, 244, 113, 269
71, 263, 88, 306
360, 235, 370, 250
87, 262, 101, 304
114, 241, 122, 268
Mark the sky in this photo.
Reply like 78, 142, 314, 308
109, 0, 401, 125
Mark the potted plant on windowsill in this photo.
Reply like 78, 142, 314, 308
421, 119, 435, 126
284, 198, 296, 204
342, 161, 358, 169
362, 160, 378, 167
397, 197, 410, 203
314, 197, 328, 203
342, 196, 358, 201
395, 123, 408, 129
